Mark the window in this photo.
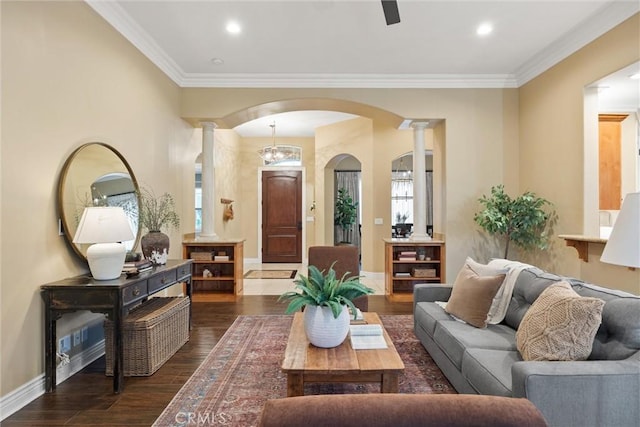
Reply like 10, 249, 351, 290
391, 153, 434, 236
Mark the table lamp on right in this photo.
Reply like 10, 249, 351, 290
600, 192, 640, 269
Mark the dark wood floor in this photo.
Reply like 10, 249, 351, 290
3, 295, 412, 426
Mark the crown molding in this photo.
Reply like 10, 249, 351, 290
85, 0, 185, 86
179, 73, 519, 89
514, 1, 640, 86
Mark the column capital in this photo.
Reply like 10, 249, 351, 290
410, 121, 429, 130
200, 121, 218, 130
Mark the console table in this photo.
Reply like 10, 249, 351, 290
40, 259, 192, 394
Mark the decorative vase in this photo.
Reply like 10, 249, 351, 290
141, 231, 170, 265
303, 304, 350, 348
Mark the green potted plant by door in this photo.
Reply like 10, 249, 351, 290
473, 185, 556, 259
279, 264, 374, 348
138, 187, 180, 265
334, 187, 358, 244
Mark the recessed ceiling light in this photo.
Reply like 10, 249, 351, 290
226, 21, 241, 35
477, 23, 493, 36
211, 58, 224, 65
630, 73, 640, 80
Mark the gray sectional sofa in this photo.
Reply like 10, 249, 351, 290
413, 265, 640, 427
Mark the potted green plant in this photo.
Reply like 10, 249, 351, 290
334, 187, 358, 244
279, 264, 373, 348
138, 187, 180, 265
473, 185, 555, 259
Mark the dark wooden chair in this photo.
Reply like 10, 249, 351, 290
307, 245, 368, 312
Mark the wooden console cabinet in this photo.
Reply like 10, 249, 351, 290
384, 238, 446, 302
182, 235, 244, 295
41, 259, 192, 394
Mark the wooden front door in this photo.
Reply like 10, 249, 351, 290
262, 170, 302, 263
599, 114, 627, 210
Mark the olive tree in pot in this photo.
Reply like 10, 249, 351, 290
473, 185, 555, 259
139, 188, 180, 265
279, 264, 373, 348
334, 187, 358, 244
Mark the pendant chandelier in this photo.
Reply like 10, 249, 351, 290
393, 157, 413, 182
258, 122, 297, 164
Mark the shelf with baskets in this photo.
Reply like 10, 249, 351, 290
182, 235, 244, 295
384, 237, 446, 302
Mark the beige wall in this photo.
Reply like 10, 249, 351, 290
519, 13, 640, 294
2, 0, 639, 407
182, 88, 517, 278
1, 2, 192, 396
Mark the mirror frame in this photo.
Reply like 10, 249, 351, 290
57, 142, 141, 261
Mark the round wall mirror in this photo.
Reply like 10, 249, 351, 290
58, 143, 140, 260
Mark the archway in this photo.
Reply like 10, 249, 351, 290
185, 98, 444, 274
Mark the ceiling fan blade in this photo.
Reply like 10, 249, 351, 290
381, 0, 400, 25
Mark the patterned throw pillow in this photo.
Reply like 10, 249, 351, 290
516, 281, 605, 361
444, 263, 505, 328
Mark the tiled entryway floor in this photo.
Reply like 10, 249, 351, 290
242, 262, 385, 296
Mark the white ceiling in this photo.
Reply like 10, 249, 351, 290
87, 0, 639, 136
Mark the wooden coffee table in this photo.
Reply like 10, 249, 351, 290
281, 311, 405, 397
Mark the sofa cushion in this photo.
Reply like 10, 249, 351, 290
433, 320, 517, 369
462, 348, 521, 397
414, 302, 453, 337
516, 281, 605, 361
504, 267, 563, 330
571, 282, 640, 360
445, 263, 505, 328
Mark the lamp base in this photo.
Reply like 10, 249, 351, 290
86, 242, 127, 280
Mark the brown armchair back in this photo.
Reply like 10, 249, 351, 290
308, 245, 368, 311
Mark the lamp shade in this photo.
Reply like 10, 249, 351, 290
601, 192, 640, 268
73, 207, 134, 244
73, 207, 135, 280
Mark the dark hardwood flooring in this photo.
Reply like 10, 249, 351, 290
3, 295, 412, 426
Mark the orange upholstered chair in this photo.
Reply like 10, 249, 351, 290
307, 245, 368, 312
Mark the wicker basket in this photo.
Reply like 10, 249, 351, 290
412, 268, 437, 278
105, 297, 190, 376
190, 251, 212, 261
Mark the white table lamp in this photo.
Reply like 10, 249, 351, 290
73, 207, 135, 280
600, 192, 640, 269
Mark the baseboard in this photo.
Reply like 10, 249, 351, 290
55, 340, 105, 385
0, 340, 105, 421
361, 270, 384, 280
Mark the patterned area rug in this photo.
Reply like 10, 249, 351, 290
153, 315, 454, 427
244, 269, 297, 279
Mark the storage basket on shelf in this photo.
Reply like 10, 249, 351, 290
411, 268, 437, 278
105, 296, 190, 376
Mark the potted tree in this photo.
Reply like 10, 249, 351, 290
279, 264, 373, 348
473, 185, 555, 259
334, 187, 358, 244
139, 187, 180, 265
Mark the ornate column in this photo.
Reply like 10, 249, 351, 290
410, 121, 430, 241
200, 122, 218, 238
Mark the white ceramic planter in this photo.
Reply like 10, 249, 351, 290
303, 304, 350, 348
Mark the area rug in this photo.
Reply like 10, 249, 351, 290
244, 269, 297, 279
153, 315, 454, 427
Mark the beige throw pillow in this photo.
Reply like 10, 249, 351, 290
516, 281, 605, 361
445, 263, 505, 328
466, 257, 508, 277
